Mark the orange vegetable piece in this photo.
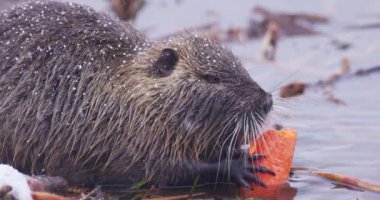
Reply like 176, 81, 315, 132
241, 128, 298, 199
32, 192, 74, 200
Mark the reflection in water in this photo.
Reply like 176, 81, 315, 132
245, 183, 298, 200
277, 183, 298, 200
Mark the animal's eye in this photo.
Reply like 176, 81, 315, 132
152, 48, 179, 77
201, 74, 220, 84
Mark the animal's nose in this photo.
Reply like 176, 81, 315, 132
262, 93, 273, 114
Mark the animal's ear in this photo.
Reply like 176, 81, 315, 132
152, 48, 179, 77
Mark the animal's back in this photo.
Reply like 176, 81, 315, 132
0, 1, 146, 184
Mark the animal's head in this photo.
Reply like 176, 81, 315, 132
124, 33, 273, 159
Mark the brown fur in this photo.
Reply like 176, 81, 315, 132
0, 1, 272, 186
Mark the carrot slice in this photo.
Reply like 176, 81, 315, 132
241, 128, 298, 198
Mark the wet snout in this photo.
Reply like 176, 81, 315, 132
236, 83, 273, 119
259, 93, 273, 117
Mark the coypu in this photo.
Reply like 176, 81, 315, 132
0, 1, 274, 189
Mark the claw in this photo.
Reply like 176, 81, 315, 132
247, 165, 276, 176
222, 149, 272, 189
232, 150, 265, 161
236, 175, 252, 189
244, 173, 267, 188
247, 153, 265, 161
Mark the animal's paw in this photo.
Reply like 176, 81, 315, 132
228, 151, 275, 189
0, 164, 32, 200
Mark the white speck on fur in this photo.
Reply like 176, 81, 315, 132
0, 164, 32, 200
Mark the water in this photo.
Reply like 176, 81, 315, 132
2, 0, 380, 199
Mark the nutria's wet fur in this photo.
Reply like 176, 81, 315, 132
0, 1, 273, 186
